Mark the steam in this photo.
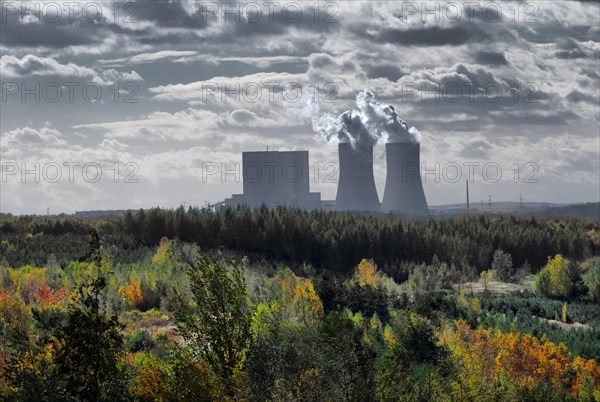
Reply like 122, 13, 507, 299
311, 89, 420, 148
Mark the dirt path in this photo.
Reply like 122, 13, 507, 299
534, 316, 589, 330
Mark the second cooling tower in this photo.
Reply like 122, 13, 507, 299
335, 143, 380, 212
381, 143, 428, 215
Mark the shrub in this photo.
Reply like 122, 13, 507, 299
126, 330, 156, 353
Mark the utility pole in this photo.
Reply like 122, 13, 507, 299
46, 204, 49, 216
520, 193, 523, 208
488, 195, 492, 209
466, 180, 470, 210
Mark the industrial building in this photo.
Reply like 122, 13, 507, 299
223, 144, 429, 215
223, 150, 322, 210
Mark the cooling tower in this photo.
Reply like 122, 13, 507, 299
381, 142, 428, 215
335, 143, 380, 212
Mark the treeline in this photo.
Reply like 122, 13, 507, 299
1, 207, 599, 280
118, 207, 597, 274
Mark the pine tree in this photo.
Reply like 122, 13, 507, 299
49, 229, 125, 401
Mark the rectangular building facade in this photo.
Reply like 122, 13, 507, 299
225, 150, 321, 209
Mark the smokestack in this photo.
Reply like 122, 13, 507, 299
335, 143, 380, 212
381, 142, 428, 216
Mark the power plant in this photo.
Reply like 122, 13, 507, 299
381, 143, 428, 215
335, 143, 381, 212
223, 143, 428, 215
222, 90, 428, 215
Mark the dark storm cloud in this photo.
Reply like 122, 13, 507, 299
132, 0, 211, 29
445, 65, 550, 103
310, 54, 336, 69
137, 32, 202, 45
213, 9, 338, 43
0, 7, 152, 49
366, 65, 404, 82
492, 111, 579, 126
555, 49, 587, 59
566, 90, 597, 104
555, 38, 587, 59
517, 24, 595, 45
580, 68, 600, 80
443, 64, 516, 93
475, 51, 508, 66
0, 17, 98, 48
360, 25, 489, 47
395, 63, 579, 133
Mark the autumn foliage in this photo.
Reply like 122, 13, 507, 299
273, 269, 324, 325
1, 216, 599, 401
119, 277, 143, 307
33, 285, 67, 307
356, 258, 379, 287
535, 254, 574, 298
442, 320, 600, 399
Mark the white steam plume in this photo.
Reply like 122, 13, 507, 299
354, 89, 421, 144
286, 88, 420, 148
308, 89, 420, 148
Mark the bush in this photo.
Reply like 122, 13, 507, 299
126, 330, 156, 353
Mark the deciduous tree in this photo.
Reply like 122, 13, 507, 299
173, 256, 251, 395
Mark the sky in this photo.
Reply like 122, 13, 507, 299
0, 0, 599, 215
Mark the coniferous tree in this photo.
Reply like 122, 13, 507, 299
49, 229, 125, 401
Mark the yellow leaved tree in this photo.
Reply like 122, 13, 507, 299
272, 269, 323, 326
535, 254, 573, 298
356, 258, 379, 287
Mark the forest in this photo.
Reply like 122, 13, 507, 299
0, 207, 599, 401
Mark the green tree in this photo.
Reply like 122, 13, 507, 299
582, 258, 600, 301
173, 256, 252, 394
375, 344, 411, 400
492, 249, 513, 281
43, 229, 125, 401
535, 254, 573, 299
407, 256, 452, 301
167, 346, 222, 401
480, 270, 493, 292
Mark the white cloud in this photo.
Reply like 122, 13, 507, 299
1, 125, 67, 158
0, 54, 96, 78
99, 50, 200, 67
0, 54, 143, 85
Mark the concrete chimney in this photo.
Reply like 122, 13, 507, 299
381, 142, 428, 215
335, 143, 380, 212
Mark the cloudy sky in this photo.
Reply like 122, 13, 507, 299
1, 0, 599, 214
